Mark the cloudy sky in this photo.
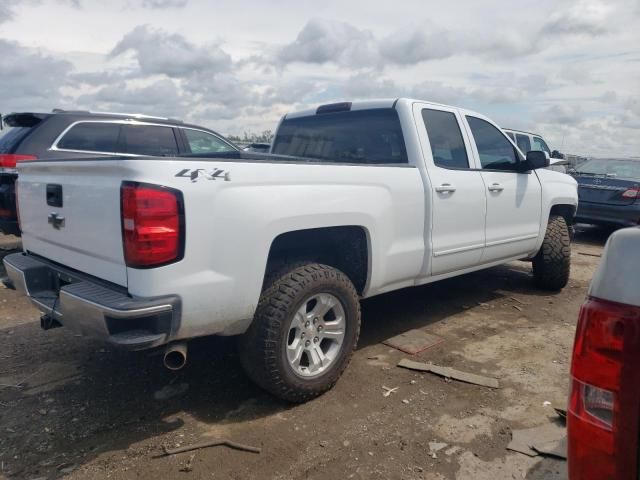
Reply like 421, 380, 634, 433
1, 0, 639, 156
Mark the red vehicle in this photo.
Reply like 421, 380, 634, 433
568, 227, 640, 479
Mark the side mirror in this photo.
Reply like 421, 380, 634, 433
551, 150, 564, 159
521, 150, 550, 171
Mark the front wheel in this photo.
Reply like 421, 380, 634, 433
239, 263, 361, 403
532, 215, 571, 290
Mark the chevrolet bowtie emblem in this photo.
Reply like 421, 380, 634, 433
48, 212, 65, 229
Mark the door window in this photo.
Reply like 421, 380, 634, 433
57, 123, 121, 153
121, 124, 179, 156
532, 136, 551, 155
505, 131, 515, 142
515, 133, 531, 153
421, 109, 469, 169
466, 116, 521, 171
183, 129, 236, 154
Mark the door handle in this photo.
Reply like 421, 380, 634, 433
435, 183, 456, 193
488, 183, 504, 192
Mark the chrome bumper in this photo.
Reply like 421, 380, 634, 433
3, 253, 179, 350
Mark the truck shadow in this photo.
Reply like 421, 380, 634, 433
359, 260, 550, 348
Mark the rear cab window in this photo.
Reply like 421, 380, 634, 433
272, 108, 407, 164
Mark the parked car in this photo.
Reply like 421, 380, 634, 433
568, 226, 640, 479
4, 98, 578, 402
503, 127, 567, 172
0, 110, 238, 235
570, 158, 640, 228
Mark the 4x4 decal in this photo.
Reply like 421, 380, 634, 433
175, 168, 230, 182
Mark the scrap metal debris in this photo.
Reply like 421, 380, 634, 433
383, 329, 444, 355
532, 437, 567, 460
507, 423, 566, 458
161, 439, 261, 456
554, 407, 567, 421
397, 359, 500, 388
382, 385, 399, 397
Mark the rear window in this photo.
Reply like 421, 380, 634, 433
271, 108, 408, 164
0, 114, 42, 153
57, 122, 121, 153
121, 124, 179, 156
0, 126, 33, 153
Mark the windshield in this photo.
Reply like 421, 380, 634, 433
272, 108, 408, 164
575, 159, 640, 179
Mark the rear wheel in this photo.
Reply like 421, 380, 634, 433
532, 215, 571, 290
239, 263, 361, 402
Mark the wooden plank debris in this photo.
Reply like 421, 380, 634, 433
397, 359, 499, 388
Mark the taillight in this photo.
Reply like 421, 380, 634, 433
621, 187, 639, 199
568, 296, 640, 480
0, 154, 37, 168
121, 182, 184, 268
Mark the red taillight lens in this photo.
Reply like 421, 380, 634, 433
121, 182, 183, 268
621, 187, 639, 199
0, 154, 37, 168
568, 297, 640, 480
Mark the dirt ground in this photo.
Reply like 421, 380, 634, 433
0, 226, 611, 480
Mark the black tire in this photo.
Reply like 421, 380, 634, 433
239, 263, 361, 403
532, 215, 571, 290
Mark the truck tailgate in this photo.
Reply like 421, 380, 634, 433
17, 160, 128, 286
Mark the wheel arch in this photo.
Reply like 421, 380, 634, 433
549, 203, 577, 227
263, 225, 371, 296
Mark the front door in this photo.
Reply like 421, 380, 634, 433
464, 116, 542, 261
414, 104, 486, 275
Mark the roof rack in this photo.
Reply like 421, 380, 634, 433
51, 109, 183, 123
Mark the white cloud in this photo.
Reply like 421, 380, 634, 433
0, 0, 638, 156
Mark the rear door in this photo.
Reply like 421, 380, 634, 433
413, 103, 486, 275
464, 115, 542, 261
17, 161, 128, 286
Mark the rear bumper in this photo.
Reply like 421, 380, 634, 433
3, 253, 180, 350
575, 201, 640, 227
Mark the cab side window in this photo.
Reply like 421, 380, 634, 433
421, 109, 469, 169
466, 116, 521, 171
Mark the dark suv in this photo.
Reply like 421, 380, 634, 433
0, 110, 238, 235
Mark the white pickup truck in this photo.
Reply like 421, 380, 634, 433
4, 98, 578, 402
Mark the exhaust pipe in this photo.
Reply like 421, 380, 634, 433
163, 342, 188, 371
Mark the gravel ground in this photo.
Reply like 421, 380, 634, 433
0, 226, 610, 480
